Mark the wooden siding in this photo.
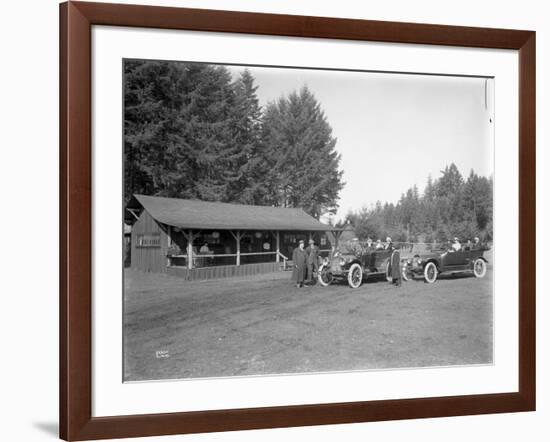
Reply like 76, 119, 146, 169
130, 210, 168, 273
167, 261, 281, 281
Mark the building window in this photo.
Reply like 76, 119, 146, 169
136, 234, 160, 248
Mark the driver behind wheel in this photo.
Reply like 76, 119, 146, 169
451, 237, 461, 252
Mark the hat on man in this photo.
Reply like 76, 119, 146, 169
453, 237, 459, 242
299, 239, 304, 244
386, 236, 392, 242
308, 239, 314, 244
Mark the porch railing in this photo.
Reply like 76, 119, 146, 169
169, 251, 283, 269
168, 248, 330, 270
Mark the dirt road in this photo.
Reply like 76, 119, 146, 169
124, 269, 493, 381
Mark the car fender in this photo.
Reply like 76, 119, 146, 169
424, 258, 441, 271
341, 259, 361, 271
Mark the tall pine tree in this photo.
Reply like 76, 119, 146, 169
124, 60, 239, 203
260, 86, 344, 218
228, 69, 265, 203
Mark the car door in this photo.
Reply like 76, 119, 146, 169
373, 249, 391, 272
444, 249, 467, 267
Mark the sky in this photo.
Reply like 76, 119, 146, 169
225, 64, 495, 222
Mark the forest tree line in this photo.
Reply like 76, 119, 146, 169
343, 163, 493, 243
124, 60, 344, 219
125, 60, 493, 240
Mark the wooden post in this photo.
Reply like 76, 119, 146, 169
230, 230, 242, 266
166, 225, 172, 268
186, 230, 194, 270
236, 231, 241, 266
276, 231, 280, 263
270, 231, 280, 263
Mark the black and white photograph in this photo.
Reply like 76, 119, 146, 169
123, 59, 494, 382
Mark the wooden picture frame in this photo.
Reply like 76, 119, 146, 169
59, 1, 536, 440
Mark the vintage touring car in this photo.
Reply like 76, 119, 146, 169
317, 243, 400, 289
401, 245, 489, 283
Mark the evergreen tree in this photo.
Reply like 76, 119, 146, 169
346, 164, 493, 244
260, 86, 344, 218
176, 64, 237, 202
124, 60, 187, 202
124, 61, 238, 203
228, 69, 264, 203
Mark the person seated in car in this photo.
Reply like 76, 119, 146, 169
366, 237, 373, 250
375, 239, 384, 250
464, 239, 473, 251
472, 236, 481, 250
451, 237, 462, 252
385, 236, 394, 251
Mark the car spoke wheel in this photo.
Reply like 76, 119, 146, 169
347, 263, 363, 289
424, 262, 438, 283
473, 258, 487, 278
317, 264, 334, 287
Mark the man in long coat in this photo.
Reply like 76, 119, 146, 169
292, 240, 307, 288
305, 239, 320, 283
390, 249, 402, 286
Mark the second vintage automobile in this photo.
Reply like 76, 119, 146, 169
318, 242, 400, 289
402, 244, 489, 283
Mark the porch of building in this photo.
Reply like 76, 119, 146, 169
126, 194, 342, 281
165, 227, 337, 281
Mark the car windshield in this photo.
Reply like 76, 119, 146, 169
332, 241, 488, 259
336, 240, 369, 257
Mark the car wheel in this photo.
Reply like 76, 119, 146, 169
423, 262, 438, 283
317, 264, 334, 287
473, 258, 487, 278
385, 260, 393, 282
347, 263, 363, 288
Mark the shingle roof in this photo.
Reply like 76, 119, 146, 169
129, 194, 338, 232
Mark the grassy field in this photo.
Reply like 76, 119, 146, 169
124, 267, 493, 381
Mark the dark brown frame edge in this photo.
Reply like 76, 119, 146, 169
59, 1, 536, 440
